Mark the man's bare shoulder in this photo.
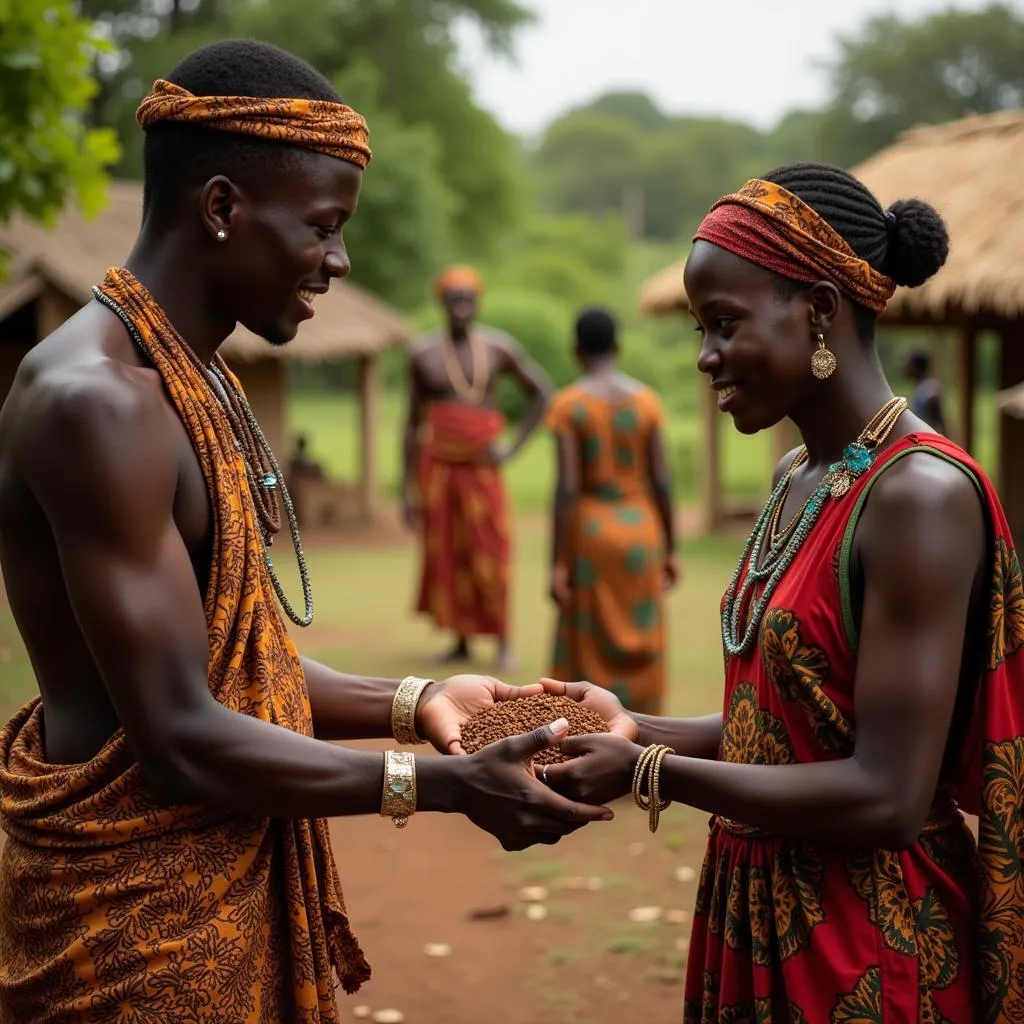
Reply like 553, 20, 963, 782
7, 310, 173, 481
408, 331, 444, 359
475, 324, 518, 347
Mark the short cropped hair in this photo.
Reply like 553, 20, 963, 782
142, 39, 342, 222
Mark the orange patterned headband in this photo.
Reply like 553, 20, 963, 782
136, 79, 372, 169
435, 265, 483, 297
695, 179, 895, 315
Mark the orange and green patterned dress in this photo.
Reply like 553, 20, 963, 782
547, 384, 669, 715
685, 432, 1024, 1024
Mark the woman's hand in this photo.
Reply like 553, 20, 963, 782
539, 677, 638, 741
663, 552, 681, 591
549, 563, 571, 606
539, 733, 643, 806
417, 675, 543, 754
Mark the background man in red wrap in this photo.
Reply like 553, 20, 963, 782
404, 267, 551, 669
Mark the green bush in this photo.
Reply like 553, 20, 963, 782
480, 287, 576, 421
497, 249, 608, 310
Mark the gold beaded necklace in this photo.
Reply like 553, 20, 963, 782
767, 397, 907, 551
722, 395, 908, 655
442, 331, 488, 404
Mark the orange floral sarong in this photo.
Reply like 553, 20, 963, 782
0, 267, 369, 1023
547, 385, 668, 715
415, 401, 509, 638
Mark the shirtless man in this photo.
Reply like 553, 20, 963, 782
404, 266, 551, 670
0, 41, 608, 1023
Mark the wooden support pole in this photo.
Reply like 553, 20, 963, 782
700, 382, 722, 532
957, 322, 977, 454
357, 355, 379, 522
998, 326, 1024, 551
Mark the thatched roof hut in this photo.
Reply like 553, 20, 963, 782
0, 181, 410, 526
639, 110, 1024, 323
636, 109, 1024, 540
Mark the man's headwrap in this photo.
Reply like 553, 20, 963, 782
136, 79, 372, 168
693, 180, 896, 315
435, 265, 484, 298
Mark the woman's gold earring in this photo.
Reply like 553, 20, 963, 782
810, 333, 836, 380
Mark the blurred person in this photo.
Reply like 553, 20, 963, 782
903, 347, 948, 435
403, 266, 552, 671
539, 164, 1024, 1022
0, 41, 611, 1024
289, 431, 326, 479
547, 306, 677, 715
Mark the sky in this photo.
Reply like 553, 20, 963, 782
455, 0, 1019, 139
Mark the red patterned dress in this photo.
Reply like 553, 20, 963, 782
684, 433, 1024, 1023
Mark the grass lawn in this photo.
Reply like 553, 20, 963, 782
286, 382, 1000, 516
287, 390, 779, 513
0, 519, 741, 723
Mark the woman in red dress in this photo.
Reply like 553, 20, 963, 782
543, 163, 1024, 1023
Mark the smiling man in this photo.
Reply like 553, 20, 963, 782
0, 40, 609, 1023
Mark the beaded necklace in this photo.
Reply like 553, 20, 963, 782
722, 396, 907, 656
91, 285, 315, 628
442, 330, 487, 404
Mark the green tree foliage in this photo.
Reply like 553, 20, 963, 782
489, 212, 627, 309
819, 3, 1024, 165
480, 287, 576, 421
0, 0, 119, 226
534, 102, 767, 241
327, 60, 455, 308
535, 113, 644, 220
584, 91, 670, 133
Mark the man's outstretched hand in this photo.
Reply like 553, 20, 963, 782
417, 675, 544, 755
444, 719, 614, 851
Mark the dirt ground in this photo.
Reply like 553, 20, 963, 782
332, 740, 710, 1024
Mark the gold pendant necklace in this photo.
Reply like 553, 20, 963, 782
442, 331, 487, 404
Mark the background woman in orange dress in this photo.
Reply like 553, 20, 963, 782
547, 307, 678, 715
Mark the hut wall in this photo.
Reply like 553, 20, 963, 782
0, 301, 37, 410
229, 359, 287, 463
37, 288, 80, 339
999, 331, 1024, 545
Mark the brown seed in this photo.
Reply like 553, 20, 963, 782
467, 905, 510, 920
460, 694, 609, 763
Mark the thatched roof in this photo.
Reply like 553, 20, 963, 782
637, 259, 688, 317
997, 380, 1024, 418
638, 109, 1024, 325
0, 181, 409, 361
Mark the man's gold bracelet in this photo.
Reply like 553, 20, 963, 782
391, 675, 434, 745
381, 750, 417, 828
632, 744, 673, 833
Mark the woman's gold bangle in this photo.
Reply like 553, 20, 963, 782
391, 675, 433, 745
632, 743, 673, 832
380, 750, 417, 828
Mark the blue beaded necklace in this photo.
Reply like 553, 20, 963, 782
721, 396, 907, 656
91, 285, 315, 628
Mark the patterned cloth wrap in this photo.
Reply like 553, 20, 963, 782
0, 268, 370, 1023
136, 78, 372, 168
694, 179, 896, 314
415, 401, 510, 639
